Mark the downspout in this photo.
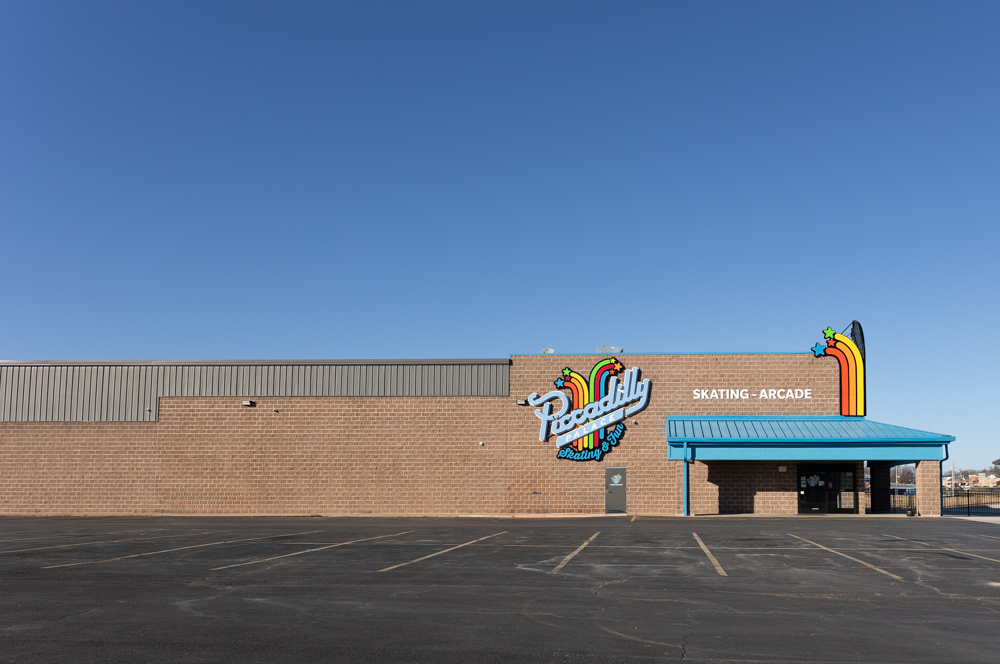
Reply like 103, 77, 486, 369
940, 444, 949, 516
683, 441, 689, 517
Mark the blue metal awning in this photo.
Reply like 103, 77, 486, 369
666, 416, 953, 461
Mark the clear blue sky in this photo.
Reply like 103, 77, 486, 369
1, 2, 997, 467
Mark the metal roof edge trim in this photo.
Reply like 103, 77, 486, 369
665, 438, 953, 445
667, 415, 858, 421
665, 416, 955, 442
0, 358, 512, 367
509, 352, 813, 357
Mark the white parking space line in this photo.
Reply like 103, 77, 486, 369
692, 533, 727, 576
211, 531, 413, 570
883, 534, 1000, 564
42, 531, 321, 569
1, 531, 218, 555
979, 534, 1000, 541
789, 534, 903, 581
551, 532, 600, 574
378, 532, 508, 572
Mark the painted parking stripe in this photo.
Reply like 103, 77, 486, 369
788, 534, 903, 581
1, 531, 218, 555
211, 531, 413, 570
692, 533, 727, 576
979, 534, 1000, 542
378, 532, 507, 572
42, 531, 321, 569
550, 532, 600, 574
883, 534, 1000, 564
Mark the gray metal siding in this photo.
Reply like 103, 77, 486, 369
0, 360, 510, 422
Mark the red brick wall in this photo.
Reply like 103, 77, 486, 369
915, 460, 942, 516
0, 397, 510, 516
689, 461, 800, 514
0, 353, 841, 516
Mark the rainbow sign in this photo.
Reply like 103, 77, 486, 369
811, 326, 865, 416
528, 358, 652, 462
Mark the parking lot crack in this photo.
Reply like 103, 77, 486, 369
908, 571, 1000, 612
2, 608, 95, 632
591, 575, 637, 592
679, 610, 699, 660
175, 591, 234, 618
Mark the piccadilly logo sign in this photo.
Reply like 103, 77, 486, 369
528, 358, 651, 462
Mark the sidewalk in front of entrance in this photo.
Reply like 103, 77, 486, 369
949, 516, 1000, 525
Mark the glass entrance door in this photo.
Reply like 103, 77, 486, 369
799, 470, 829, 513
798, 465, 858, 514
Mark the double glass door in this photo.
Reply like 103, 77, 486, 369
798, 465, 857, 514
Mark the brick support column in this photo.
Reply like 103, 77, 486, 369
855, 461, 867, 515
915, 460, 942, 516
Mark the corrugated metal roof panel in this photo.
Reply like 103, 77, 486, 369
666, 416, 954, 443
0, 359, 510, 422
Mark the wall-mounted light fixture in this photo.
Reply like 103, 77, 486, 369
515, 399, 527, 406
242, 400, 256, 407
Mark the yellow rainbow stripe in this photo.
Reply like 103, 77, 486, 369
552, 357, 624, 456
833, 333, 865, 416
565, 370, 592, 450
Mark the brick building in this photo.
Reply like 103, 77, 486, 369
0, 325, 953, 517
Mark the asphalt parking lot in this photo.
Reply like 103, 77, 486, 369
0, 516, 998, 663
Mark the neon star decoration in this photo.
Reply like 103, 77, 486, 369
811, 326, 865, 416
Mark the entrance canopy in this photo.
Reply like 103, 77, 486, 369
666, 416, 953, 461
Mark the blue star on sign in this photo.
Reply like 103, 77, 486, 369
554, 378, 565, 388
811, 342, 827, 357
